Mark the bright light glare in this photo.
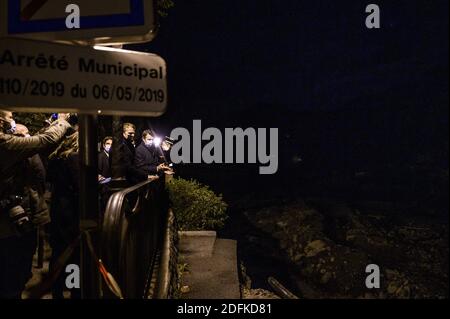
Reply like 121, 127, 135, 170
93, 45, 152, 56
154, 137, 162, 147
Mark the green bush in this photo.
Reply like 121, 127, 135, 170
167, 178, 228, 231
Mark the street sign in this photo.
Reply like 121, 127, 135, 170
0, 37, 167, 116
0, 0, 157, 45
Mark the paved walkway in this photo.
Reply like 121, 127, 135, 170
179, 232, 240, 299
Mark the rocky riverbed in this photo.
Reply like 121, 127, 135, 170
231, 199, 448, 299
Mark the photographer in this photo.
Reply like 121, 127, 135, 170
0, 110, 72, 299
47, 131, 80, 299
14, 124, 47, 196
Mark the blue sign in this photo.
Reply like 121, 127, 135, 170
8, 0, 145, 34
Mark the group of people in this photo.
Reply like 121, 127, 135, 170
97, 122, 173, 184
0, 110, 172, 299
114, 122, 173, 185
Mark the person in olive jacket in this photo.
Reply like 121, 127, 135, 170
0, 109, 71, 299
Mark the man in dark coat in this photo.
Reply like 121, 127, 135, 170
98, 136, 112, 180
98, 136, 112, 214
115, 123, 148, 185
135, 130, 171, 176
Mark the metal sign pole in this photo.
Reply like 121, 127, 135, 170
1, 0, 163, 300
78, 114, 100, 299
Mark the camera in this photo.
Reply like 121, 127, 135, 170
67, 113, 78, 126
45, 113, 79, 126
163, 136, 175, 146
0, 195, 33, 234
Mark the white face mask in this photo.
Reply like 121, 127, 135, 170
144, 140, 153, 147
104, 145, 111, 153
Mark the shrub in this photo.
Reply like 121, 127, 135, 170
167, 178, 228, 231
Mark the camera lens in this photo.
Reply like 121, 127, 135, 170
9, 205, 33, 233
68, 114, 78, 125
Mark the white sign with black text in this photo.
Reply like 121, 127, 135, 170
0, 37, 167, 116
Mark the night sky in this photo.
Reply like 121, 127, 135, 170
129, 0, 448, 112
125, 0, 448, 197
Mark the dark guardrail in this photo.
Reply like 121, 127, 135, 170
100, 176, 175, 299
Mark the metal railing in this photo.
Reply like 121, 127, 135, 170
100, 176, 173, 299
